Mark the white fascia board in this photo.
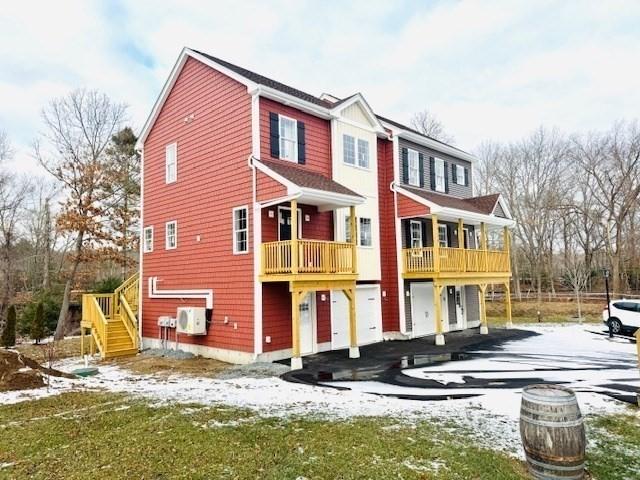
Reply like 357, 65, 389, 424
330, 93, 386, 135
299, 187, 365, 211
136, 47, 258, 150
252, 86, 332, 119
438, 207, 516, 227
251, 158, 300, 193
380, 120, 477, 164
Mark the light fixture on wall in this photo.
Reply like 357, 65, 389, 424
268, 210, 275, 218
305, 214, 310, 222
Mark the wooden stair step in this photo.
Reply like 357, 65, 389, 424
103, 347, 138, 359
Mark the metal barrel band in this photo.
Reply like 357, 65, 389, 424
522, 417, 584, 428
521, 405, 582, 419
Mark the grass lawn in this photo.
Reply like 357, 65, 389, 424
0, 392, 637, 479
0, 392, 530, 480
487, 299, 602, 326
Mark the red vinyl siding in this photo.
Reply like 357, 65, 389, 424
141, 57, 255, 353
259, 97, 331, 176
398, 193, 430, 218
377, 137, 400, 332
256, 170, 288, 202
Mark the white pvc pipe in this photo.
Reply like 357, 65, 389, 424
148, 277, 213, 309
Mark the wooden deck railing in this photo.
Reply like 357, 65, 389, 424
403, 247, 510, 274
262, 240, 355, 275
82, 294, 109, 352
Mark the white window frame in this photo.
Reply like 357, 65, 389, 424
409, 220, 423, 249
165, 142, 177, 184
456, 164, 465, 186
438, 224, 448, 248
344, 215, 352, 243
359, 217, 372, 247
357, 138, 369, 169
408, 149, 420, 186
232, 206, 249, 254
343, 134, 356, 166
279, 115, 298, 162
165, 221, 177, 250
435, 158, 446, 192
143, 226, 154, 253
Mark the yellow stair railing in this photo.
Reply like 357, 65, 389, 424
81, 273, 140, 359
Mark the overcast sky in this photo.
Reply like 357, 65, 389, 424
1, 0, 639, 174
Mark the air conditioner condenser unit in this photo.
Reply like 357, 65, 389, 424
176, 307, 207, 335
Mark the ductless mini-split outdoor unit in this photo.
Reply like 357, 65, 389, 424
176, 307, 207, 335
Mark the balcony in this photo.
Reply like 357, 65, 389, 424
261, 239, 357, 281
402, 246, 510, 279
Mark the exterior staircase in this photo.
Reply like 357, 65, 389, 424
80, 274, 139, 359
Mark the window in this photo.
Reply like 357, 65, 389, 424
357, 139, 369, 168
410, 221, 422, 248
343, 134, 355, 165
165, 143, 177, 183
438, 224, 448, 247
279, 115, 298, 162
456, 165, 465, 186
359, 218, 372, 247
434, 158, 446, 192
165, 221, 177, 250
233, 207, 249, 254
613, 302, 640, 312
344, 215, 352, 243
408, 149, 420, 186
143, 226, 154, 253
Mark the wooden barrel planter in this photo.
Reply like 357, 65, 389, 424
520, 384, 586, 479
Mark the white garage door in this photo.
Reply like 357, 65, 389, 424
331, 286, 382, 350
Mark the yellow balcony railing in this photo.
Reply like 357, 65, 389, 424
403, 247, 510, 275
262, 240, 356, 276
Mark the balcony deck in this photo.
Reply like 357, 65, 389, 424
402, 246, 511, 281
260, 239, 358, 283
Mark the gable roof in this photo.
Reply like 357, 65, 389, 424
398, 186, 513, 225
191, 49, 333, 108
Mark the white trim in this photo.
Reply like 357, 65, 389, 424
138, 148, 145, 343
250, 99, 262, 356
382, 122, 477, 164
143, 226, 154, 253
455, 164, 466, 186
232, 205, 249, 254
434, 157, 446, 193
492, 194, 514, 221
148, 276, 213, 309
165, 220, 177, 250
407, 148, 420, 187
409, 220, 423, 248
438, 224, 448, 247
329, 93, 386, 135
165, 142, 177, 184
359, 217, 372, 247
278, 114, 298, 163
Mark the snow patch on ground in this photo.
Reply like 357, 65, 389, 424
0, 324, 637, 458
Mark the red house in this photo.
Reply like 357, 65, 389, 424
131, 48, 514, 369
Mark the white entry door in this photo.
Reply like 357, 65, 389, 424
330, 286, 382, 349
411, 282, 435, 337
299, 293, 315, 355
454, 286, 466, 330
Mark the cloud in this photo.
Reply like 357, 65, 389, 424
1, 0, 639, 175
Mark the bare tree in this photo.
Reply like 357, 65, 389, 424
35, 89, 126, 340
572, 121, 640, 294
410, 109, 455, 144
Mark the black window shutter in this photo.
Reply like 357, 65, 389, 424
269, 112, 279, 158
297, 121, 306, 164
404, 220, 411, 248
401, 148, 408, 183
429, 157, 436, 190
421, 219, 428, 247
444, 161, 449, 193
418, 153, 425, 188
446, 224, 453, 247
451, 164, 457, 184
464, 167, 469, 186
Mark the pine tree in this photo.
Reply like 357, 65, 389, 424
31, 302, 45, 344
1, 305, 16, 347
